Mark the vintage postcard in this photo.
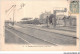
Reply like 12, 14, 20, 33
0, 0, 79, 51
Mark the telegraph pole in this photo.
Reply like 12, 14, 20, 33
46, 16, 49, 27
13, 5, 16, 26
6, 3, 25, 26
5, 5, 16, 26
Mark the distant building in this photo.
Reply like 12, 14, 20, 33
39, 11, 51, 24
56, 15, 76, 26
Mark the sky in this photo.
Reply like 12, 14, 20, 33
1, 0, 69, 21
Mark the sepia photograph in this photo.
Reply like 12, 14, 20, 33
0, 0, 79, 51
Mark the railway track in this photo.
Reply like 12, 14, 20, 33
16, 24, 77, 39
5, 26, 57, 46
5, 25, 77, 45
